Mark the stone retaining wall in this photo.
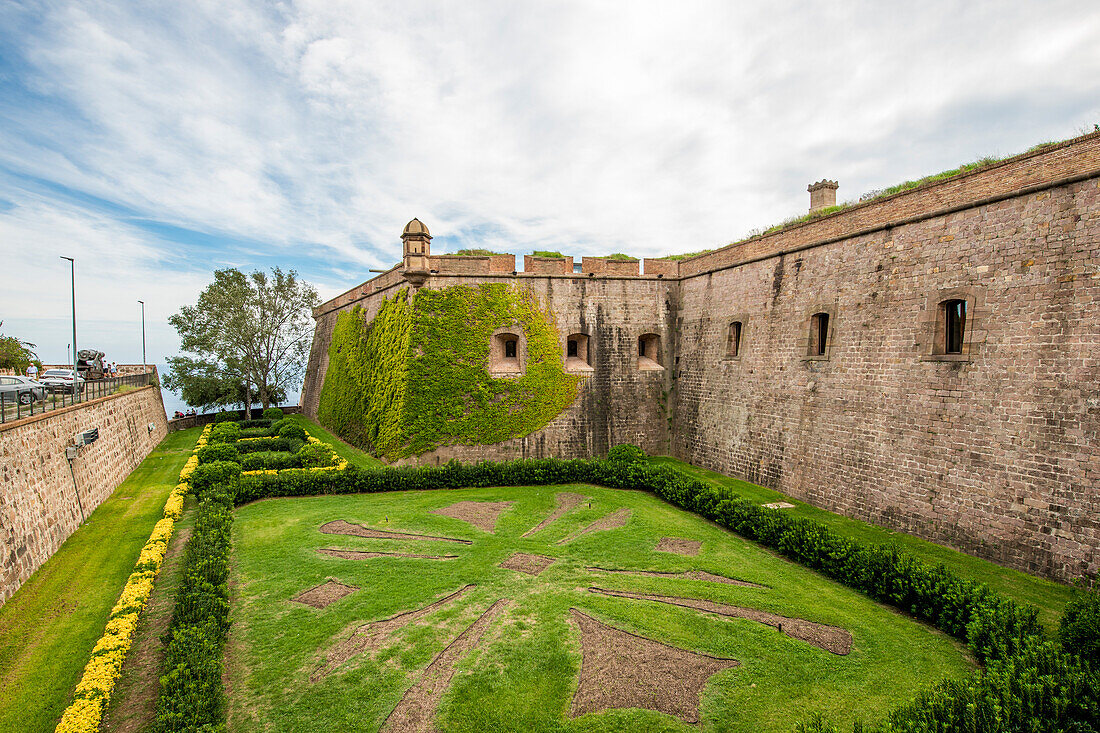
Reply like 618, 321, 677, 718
0, 385, 168, 605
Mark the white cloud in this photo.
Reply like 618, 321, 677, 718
1, 0, 1098, 354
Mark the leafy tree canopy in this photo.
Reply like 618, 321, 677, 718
0, 321, 39, 372
165, 268, 318, 414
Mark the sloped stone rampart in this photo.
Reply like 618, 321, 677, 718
0, 386, 169, 604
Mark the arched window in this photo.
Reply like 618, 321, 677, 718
727, 322, 743, 358
565, 333, 593, 373
490, 331, 524, 374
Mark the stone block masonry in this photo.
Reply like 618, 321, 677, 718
301, 130, 1100, 581
0, 385, 169, 605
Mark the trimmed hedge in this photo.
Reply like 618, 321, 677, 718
152, 469, 238, 732
237, 419, 273, 429
178, 454, 1094, 732
234, 437, 302, 454
1060, 584, 1100, 668
607, 443, 646, 463
196, 444, 239, 465
212, 410, 238, 423
262, 407, 284, 420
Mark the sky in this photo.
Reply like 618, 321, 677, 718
1, 1, 1098, 410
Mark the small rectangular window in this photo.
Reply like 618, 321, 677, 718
505, 339, 517, 359
727, 322, 742, 358
567, 339, 578, 358
944, 299, 966, 354
810, 313, 829, 356
638, 337, 646, 357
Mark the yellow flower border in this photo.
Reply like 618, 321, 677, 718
54, 424, 210, 733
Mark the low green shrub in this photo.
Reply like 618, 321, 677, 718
262, 407, 284, 420
237, 418, 273, 429
190, 461, 242, 496
207, 422, 241, 445
1059, 584, 1100, 667
235, 436, 302, 454
196, 443, 240, 465
607, 443, 646, 463
278, 423, 307, 441
240, 451, 302, 472
152, 479, 236, 732
297, 442, 335, 468
213, 410, 238, 423
239, 427, 277, 439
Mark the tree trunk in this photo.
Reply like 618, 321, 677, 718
244, 383, 252, 420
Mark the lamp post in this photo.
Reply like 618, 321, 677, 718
137, 300, 146, 377
60, 257, 77, 401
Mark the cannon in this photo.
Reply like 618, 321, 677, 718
76, 349, 106, 380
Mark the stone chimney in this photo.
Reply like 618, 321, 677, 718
807, 180, 839, 213
401, 218, 431, 286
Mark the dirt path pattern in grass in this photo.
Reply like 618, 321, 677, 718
318, 548, 459, 561
656, 537, 702, 555
319, 519, 472, 544
590, 587, 853, 655
558, 507, 631, 544
568, 608, 739, 723
500, 553, 557, 576
521, 492, 586, 537
292, 580, 359, 609
431, 501, 514, 533
382, 599, 511, 733
312, 584, 475, 681
587, 567, 766, 588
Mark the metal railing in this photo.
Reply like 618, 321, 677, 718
0, 372, 154, 425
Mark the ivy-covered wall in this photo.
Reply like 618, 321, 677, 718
317, 284, 581, 461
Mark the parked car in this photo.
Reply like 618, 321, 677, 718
0, 375, 47, 405
39, 369, 86, 394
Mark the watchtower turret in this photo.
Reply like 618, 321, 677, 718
402, 218, 431, 286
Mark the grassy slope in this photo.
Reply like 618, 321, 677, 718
285, 414, 384, 469
229, 486, 973, 733
650, 457, 1074, 628
0, 427, 201, 733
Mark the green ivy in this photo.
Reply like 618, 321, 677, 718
316, 283, 580, 460
316, 289, 412, 456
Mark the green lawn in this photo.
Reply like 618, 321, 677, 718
649, 458, 1074, 628
228, 486, 974, 732
284, 413, 384, 469
0, 427, 201, 733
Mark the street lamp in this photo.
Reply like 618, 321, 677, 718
137, 300, 146, 376
60, 256, 77, 401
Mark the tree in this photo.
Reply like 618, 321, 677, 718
0, 321, 39, 373
165, 268, 319, 417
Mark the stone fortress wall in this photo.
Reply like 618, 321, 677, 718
301, 131, 1100, 581
0, 385, 169, 604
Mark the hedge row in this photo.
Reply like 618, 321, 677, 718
184, 452, 1096, 731
152, 472, 234, 731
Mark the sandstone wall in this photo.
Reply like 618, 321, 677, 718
0, 385, 169, 605
673, 177, 1100, 580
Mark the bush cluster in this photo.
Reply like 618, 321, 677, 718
262, 407, 284, 420
278, 423, 307, 441
207, 422, 241, 445
237, 418, 273, 429
607, 443, 646, 463
212, 410, 238, 423
1060, 583, 1100, 667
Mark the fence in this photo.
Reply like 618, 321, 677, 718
0, 372, 154, 424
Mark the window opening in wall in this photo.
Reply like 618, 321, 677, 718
727, 321, 743, 358
567, 339, 578, 358
573, 262, 582, 273
565, 333, 592, 372
944, 299, 967, 354
490, 331, 524, 374
638, 333, 662, 370
504, 338, 518, 359
810, 313, 829, 356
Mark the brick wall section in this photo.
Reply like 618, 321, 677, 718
0, 386, 169, 605
523, 255, 573, 274
678, 131, 1100, 279
673, 177, 1100, 580
300, 132, 1100, 581
642, 258, 679, 277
